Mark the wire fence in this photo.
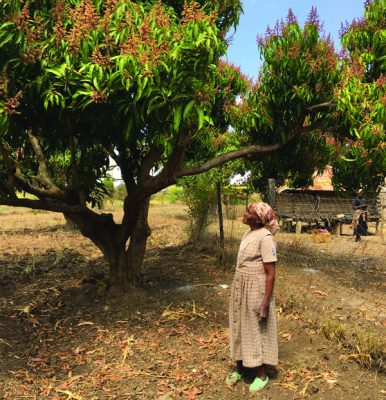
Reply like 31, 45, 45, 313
194, 189, 386, 273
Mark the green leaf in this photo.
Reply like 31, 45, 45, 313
183, 100, 196, 120
124, 118, 133, 140
173, 105, 182, 132
195, 105, 205, 130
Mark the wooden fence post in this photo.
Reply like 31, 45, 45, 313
268, 179, 276, 209
216, 181, 224, 245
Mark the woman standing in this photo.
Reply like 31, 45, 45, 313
226, 202, 279, 393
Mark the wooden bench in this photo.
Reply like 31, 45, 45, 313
275, 192, 382, 234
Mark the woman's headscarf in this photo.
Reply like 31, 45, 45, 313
250, 202, 280, 235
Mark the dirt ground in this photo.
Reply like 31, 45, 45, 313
0, 203, 385, 400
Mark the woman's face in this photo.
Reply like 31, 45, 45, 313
243, 206, 259, 226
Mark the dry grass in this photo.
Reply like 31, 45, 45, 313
350, 329, 386, 371
321, 317, 347, 342
321, 317, 386, 372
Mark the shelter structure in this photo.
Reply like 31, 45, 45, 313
274, 167, 383, 235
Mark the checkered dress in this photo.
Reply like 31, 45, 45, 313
229, 228, 278, 367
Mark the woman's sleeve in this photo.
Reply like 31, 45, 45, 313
261, 234, 278, 263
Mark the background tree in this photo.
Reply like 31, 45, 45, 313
330, 0, 385, 194
226, 2, 385, 196
225, 8, 339, 193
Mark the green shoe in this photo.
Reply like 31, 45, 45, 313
249, 376, 269, 393
225, 371, 243, 386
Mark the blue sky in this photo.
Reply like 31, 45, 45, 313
225, 0, 365, 81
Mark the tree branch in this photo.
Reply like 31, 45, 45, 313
141, 131, 192, 193
13, 165, 67, 200
27, 129, 64, 193
0, 141, 17, 197
0, 133, 70, 201
102, 144, 120, 166
69, 134, 79, 185
138, 146, 164, 182
175, 129, 306, 178
0, 197, 86, 213
308, 102, 334, 112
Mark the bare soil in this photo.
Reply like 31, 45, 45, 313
0, 203, 385, 400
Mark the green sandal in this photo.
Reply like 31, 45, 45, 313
249, 376, 269, 393
225, 371, 243, 386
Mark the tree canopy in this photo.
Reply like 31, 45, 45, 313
330, 0, 385, 193
235, 2, 385, 194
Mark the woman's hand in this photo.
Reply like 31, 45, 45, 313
258, 304, 269, 321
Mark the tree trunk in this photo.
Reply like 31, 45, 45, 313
108, 198, 151, 289
64, 197, 151, 290
64, 215, 77, 230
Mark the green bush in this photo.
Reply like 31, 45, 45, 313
151, 185, 184, 204
180, 173, 217, 242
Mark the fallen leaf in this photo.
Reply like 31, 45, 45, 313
55, 389, 83, 400
73, 346, 85, 355
30, 357, 48, 363
312, 290, 328, 297
77, 321, 94, 326
60, 375, 83, 389
282, 332, 292, 341
184, 386, 203, 400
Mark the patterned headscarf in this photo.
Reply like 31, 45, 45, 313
250, 202, 280, 235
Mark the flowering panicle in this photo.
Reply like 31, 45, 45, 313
323, 134, 336, 145
218, 60, 251, 86
348, 59, 366, 79
21, 15, 45, 64
51, 0, 67, 44
4, 91, 22, 115
91, 90, 107, 103
195, 90, 210, 103
149, 1, 171, 30
340, 17, 368, 39
67, 0, 99, 52
11, 2, 30, 32
377, 141, 386, 150
0, 74, 9, 99
90, 47, 111, 68
379, 93, 386, 107
257, 19, 285, 46
287, 43, 300, 58
306, 7, 323, 31
182, 1, 214, 25
370, 124, 384, 135
338, 21, 350, 39
315, 82, 324, 92
210, 128, 226, 150
375, 74, 386, 88
120, 5, 171, 68
286, 9, 297, 25
99, 0, 119, 33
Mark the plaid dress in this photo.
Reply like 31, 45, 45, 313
229, 228, 278, 367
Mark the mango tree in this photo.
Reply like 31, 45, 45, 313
225, 8, 340, 192
330, 0, 385, 194
238, 2, 385, 194
0, 0, 247, 289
